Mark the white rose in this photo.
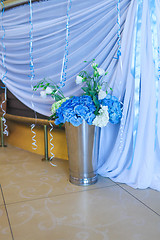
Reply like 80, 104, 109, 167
98, 89, 107, 100
45, 86, 53, 94
76, 75, 83, 84
40, 90, 47, 98
97, 68, 105, 76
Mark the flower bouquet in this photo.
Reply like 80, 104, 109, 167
34, 60, 122, 186
34, 59, 122, 127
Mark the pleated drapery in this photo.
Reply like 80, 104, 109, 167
0, 0, 130, 116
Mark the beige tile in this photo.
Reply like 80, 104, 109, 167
0, 145, 41, 165
119, 184, 160, 215
0, 206, 12, 240
0, 158, 115, 204
6, 185, 160, 240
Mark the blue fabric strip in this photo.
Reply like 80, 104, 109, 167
28, 0, 37, 150
128, 0, 143, 169
113, 0, 121, 60
1, 0, 9, 136
59, 0, 72, 88
149, 0, 160, 148
1, 0, 7, 85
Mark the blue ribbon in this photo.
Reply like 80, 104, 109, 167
28, 0, 37, 150
1, 0, 9, 137
114, 0, 121, 60
1, 0, 7, 85
59, 0, 72, 88
128, 0, 143, 169
28, 0, 35, 83
149, 0, 160, 148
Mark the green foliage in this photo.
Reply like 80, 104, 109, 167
76, 59, 110, 114
33, 78, 65, 101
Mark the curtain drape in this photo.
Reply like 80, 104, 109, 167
0, 0, 130, 116
98, 0, 160, 191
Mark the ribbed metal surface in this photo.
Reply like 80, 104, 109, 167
65, 120, 101, 186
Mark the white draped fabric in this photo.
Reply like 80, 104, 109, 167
0, 0, 130, 116
98, 0, 160, 191
1, 0, 160, 191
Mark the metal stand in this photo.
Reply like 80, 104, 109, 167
0, 117, 7, 147
42, 125, 52, 161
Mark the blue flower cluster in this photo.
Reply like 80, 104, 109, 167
54, 96, 96, 127
100, 94, 122, 124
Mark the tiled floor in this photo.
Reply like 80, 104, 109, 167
0, 145, 160, 240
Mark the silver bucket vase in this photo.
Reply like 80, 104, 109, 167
65, 120, 101, 186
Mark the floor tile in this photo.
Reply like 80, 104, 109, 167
0, 148, 115, 204
119, 184, 160, 215
0, 206, 12, 240
0, 145, 41, 165
6, 185, 160, 240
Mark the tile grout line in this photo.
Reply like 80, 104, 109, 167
4, 183, 117, 207
117, 183, 160, 217
0, 184, 15, 240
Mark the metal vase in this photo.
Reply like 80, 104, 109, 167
65, 120, 101, 186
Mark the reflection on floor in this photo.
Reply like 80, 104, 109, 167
0, 145, 160, 240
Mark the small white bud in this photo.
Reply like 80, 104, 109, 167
97, 68, 105, 76
45, 86, 53, 94
75, 75, 83, 84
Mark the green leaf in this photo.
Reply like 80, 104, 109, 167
97, 85, 102, 90
89, 90, 95, 96
94, 107, 99, 115
93, 96, 100, 108
49, 113, 57, 120
58, 123, 64, 128
55, 95, 63, 101
93, 81, 97, 90
81, 87, 88, 92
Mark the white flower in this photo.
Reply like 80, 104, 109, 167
76, 76, 83, 84
40, 90, 47, 98
91, 62, 97, 67
97, 68, 105, 76
98, 89, 107, 100
92, 106, 109, 127
45, 86, 53, 94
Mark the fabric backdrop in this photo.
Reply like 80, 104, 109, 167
0, 0, 130, 116
1, 0, 160, 191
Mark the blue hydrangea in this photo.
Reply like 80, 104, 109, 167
100, 94, 122, 124
54, 96, 96, 127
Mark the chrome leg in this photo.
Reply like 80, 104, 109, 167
42, 125, 51, 161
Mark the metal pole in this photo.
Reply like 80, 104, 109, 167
42, 125, 51, 161
0, 117, 7, 147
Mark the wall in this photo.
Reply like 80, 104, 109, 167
1, 119, 68, 161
